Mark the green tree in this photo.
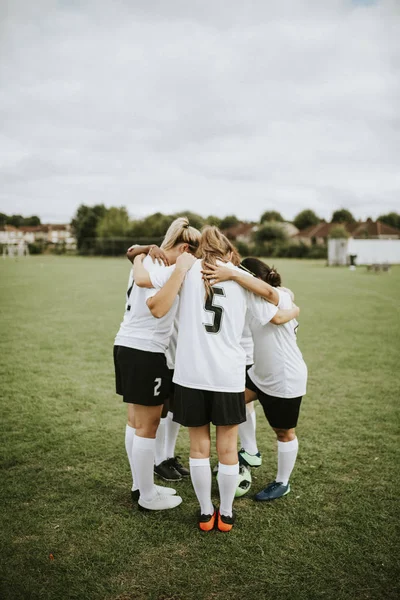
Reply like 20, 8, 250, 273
96, 207, 131, 238
254, 222, 288, 243
220, 215, 239, 230
173, 211, 205, 230
329, 225, 349, 239
205, 215, 222, 228
331, 209, 355, 224
7, 214, 24, 227
293, 209, 320, 231
260, 210, 284, 223
129, 219, 148, 239
22, 216, 41, 226
140, 212, 175, 237
0, 214, 41, 227
71, 204, 107, 250
377, 212, 400, 229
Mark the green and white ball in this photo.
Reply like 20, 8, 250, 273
235, 465, 252, 498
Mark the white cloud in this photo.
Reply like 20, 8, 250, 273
0, 0, 399, 223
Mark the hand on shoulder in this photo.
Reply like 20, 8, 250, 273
176, 252, 197, 271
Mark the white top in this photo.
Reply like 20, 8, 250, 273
166, 316, 178, 370
248, 289, 307, 398
114, 256, 178, 353
240, 321, 254, 366
149, 259, 278, 393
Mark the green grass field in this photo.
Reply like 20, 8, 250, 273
1, 256, 399, 600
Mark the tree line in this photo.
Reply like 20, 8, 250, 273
2, 206, 398, 258
70, 204, 400, 256
0, 213, 41, 227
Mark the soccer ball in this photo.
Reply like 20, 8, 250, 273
235, 465, 252, 498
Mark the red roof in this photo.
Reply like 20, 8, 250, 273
19, 226, 43, 232
18, 224, 69, 233
351, 220, 400, 238
222, 222, 256, 240
0, 225, 18, 232
294, 220, 400, 239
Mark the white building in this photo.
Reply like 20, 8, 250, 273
0, 224, 76, 249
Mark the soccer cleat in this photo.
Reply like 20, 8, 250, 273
131, 485, 177, 503
238, 448, 262, 468
254, 481, 291, 502
131, 489, 140, 502
154, 458, 182, 481
217, 509, 235, 532
198, 506, 217, 532
138, 490, 183, 511
169, 456, 190, 477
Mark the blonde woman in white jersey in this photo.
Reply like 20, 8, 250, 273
126, 244, 190, 483
133, 227, 299, 530
114, 218, 200, 511
203, 257, 307, 502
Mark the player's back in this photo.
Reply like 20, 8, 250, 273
249, 289, 307, 398
114, 256, 177, 353
173, 259, 247, 393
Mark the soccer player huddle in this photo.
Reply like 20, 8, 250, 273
114, 217, 307, 532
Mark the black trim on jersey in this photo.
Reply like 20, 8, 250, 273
126, 278, 134, 312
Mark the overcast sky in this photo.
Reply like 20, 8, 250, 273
0, 0, 399, 224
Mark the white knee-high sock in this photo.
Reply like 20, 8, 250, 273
250, 408, 256, 433
125, 424, 138, 491
238, 405, 258, 454
165, 412, 180, 459
189, 457, 213, 515
155, 418, 167, 466
218, 462, 239, 518
276, 438, 298, 485
132, 435, 156, 502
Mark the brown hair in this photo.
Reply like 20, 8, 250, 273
161, 217, 201, 253
198, 226, 241, 299
241, 257, 281, 287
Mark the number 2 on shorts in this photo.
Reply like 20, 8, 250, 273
154, 378, 162, 396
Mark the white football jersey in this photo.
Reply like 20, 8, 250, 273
162, 260, 279, 393
165, 316, 178, 370
248, 289, 308, 398
114, 256, 177, 353
240, 321, 254, 366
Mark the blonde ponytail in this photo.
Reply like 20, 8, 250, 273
198, 226, 241, 299
161, 217, 200, 252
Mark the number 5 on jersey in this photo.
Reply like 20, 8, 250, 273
203, 287, 226, 334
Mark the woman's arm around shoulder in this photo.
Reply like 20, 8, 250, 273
202, 263, 280, 305
271, 304, 300, 325
132, 254, 153, 288
147, 253, 196, 318
127, 244, 169, 266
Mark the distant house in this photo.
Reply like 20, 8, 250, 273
324, 219, 400, 265
0, 224, 76, 249
0, 225, 22, 244
294, 219, 400, 246
222, 221, 298, 244
222, 222, 258, 243
17, 226, 44, 243
280, 222, 299, 238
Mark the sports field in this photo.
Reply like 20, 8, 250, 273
0, 256, 399, 600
